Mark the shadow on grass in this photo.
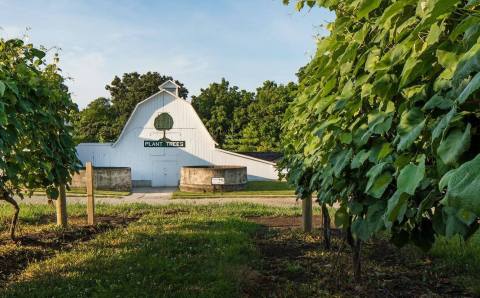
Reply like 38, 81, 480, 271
0, 203, 152, 232
1, 213, 260, 298
0, 216, 140, 288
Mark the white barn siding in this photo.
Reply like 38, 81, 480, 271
76, 82, 279, 186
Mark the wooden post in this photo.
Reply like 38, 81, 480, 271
56, 184, 68, 227
302, 194, 313, 233
86, 161, 95, 225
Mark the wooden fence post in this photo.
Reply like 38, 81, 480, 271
56, 184, 68, 227
302, 194, 313, 232
86, 161, 95, 225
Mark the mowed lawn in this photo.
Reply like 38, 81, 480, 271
0, 203, 479, 297
33, 187, 130, 198
173, 181, 295, 199
0, 203, 299, 297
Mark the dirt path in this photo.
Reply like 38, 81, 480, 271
242, 219, 472, 297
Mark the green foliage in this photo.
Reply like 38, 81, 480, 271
192, 79, 296, 151
0, 38, 80, 197
230, 81, 298, 152
282, 0, 480, 250
73, 72, 188, 143
72, 97, 116, 143
192, 78, 254, 148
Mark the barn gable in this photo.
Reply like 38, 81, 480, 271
113, 81, 216, 148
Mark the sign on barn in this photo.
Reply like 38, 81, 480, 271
76, 80, 279, 187
144, 140, 186, 148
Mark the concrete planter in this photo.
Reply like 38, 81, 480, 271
70, 167, 132, 192
179, 166, 247, 192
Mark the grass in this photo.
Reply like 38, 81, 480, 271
428, 231, 480, 294
0, 202, 479, 296
173, 180, 295, 199
32, 187, 130, 198
0, 203, 146, 229
0, 202, 300, 297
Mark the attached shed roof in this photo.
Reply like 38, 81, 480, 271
235, 152, 283, 163
216, 149, 277, 166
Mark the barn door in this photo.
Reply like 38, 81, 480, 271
152, 160, 178, 187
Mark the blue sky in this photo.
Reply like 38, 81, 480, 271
0, 0, 334, 108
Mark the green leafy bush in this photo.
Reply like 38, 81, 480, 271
0, 38, 80, 239
282, 0, 480, 259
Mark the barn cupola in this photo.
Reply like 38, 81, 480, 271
159, 80, 180, 97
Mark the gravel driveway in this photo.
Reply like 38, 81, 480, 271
12, 187, 302, 208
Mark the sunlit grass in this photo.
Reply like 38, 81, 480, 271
173, 181, 295, 198
32, 187, 130, 198
1, 202, 478, 296
0, 203, 300, 297
430, 231, 480, 294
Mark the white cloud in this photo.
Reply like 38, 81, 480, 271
61, 51, 110, 108
0, 25, 28, 40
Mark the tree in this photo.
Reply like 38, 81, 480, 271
193, 79, 296, 151
72, 97, 116, 143
72, 71, 188, 142
282, 0, 480, 280
231, 81, 297, 152
191, 78, 254, 147
0, 39, 80, 240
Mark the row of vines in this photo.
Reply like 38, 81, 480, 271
281, 0, 480, 278
0, 39, 80, 239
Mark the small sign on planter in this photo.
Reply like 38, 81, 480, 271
211, 177, 225, 185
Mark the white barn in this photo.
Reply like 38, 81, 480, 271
76, 80, 279, 187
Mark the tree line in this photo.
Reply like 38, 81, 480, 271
72, 74, 297, 152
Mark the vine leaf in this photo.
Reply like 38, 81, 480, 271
0, 102, 7, 126
453, 43, 480, 84
457, 72, 480, 104
377, 0, 417, 28
365, 162, 389, 194
397, 155, 426, 195
385, 191, 409, 226
396, 108, 426, 151
334, 207, 349, 228
351, 149, 369, 169
449, 15, 480, 41
332, 149, 353, 177
357, 0, 382, 20
351, 218, 370, 241
367, 172, 393, 198
437, 124, 471, 166
432, 107, 456, 141
0, 81, 5, 97
441, 154, 480, 216
423, 93, 453, 110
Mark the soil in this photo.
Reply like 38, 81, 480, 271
246, 216, 324, 228
243, 217, 473, 298
0, 215, 139, 287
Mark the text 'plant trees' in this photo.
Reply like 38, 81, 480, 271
281, 0, 480, 278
